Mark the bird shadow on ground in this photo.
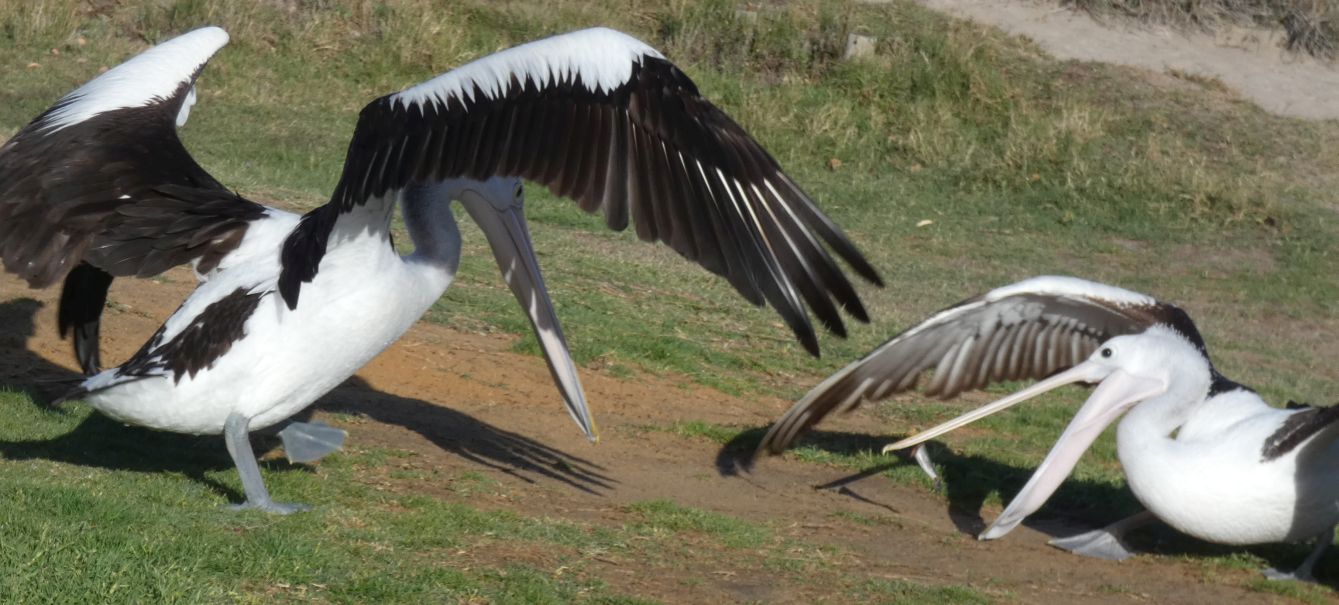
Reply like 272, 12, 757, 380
316, 377, 614, 494
0, 298, 256, 503
0, 298, 610, 507
0, 298, 83, 402
714, 425, 1337, 585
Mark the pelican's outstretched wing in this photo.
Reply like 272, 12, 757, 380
0, 27, 267, 372
755, 276, 1204, 455
0, 26, 264, 287
279, 27, 882, 357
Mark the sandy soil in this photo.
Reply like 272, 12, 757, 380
0, 268, 1325, 604
911, 0, 1339, 121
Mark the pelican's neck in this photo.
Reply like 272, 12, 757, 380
399, 185, 462, 295
1116, 362, 1212, 455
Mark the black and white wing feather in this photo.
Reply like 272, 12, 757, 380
279, 27, 882, 356
0, 26, 264, 289
1262, 403, 1339, 461
756, 275, 1207, 455
57, 285, 270, 403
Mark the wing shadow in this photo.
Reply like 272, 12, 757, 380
0, 298, 610, 503
716, 425, 1337, 583
0, 297, 253, 502
0, 298, 85, 401
315, 376, 614, 494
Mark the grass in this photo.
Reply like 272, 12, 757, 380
625, 499, 769, 549
0, 389, 1001, 604
856, 579, 994, 605
2, 0, 1339, 601
0, 391, 628, 603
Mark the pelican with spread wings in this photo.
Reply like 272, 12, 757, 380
1, 26, 880, 512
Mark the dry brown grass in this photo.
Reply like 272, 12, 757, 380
1065, 0, 1339, 59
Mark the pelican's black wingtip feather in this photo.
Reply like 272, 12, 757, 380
799, 331, 822, 358
865, 267, 886, 289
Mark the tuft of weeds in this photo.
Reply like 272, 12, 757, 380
1279, 0, 1339, 58
1065, 0, 1339, 60
654, 0, 851, 77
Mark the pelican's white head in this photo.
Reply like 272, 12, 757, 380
1088, 326, 1211, 391
887, 325, 1211, 454
885, 324, 1215, 541
480, 176, 525, 211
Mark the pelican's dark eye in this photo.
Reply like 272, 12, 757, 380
514, 183, 524, 198
1101, 347, 1113, 358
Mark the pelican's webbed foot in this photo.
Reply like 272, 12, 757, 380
1262, 526, 1333, 583
1048, 510, 1157, 561
278, 420, 347, 463
224, 413, 310, 514
1262, 567, 1315, 583
1049, 529, 1138, 561
228, 499, 311, 515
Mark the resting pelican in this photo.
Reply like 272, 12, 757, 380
0, 26, 880, 512
755, 276, 1338, 580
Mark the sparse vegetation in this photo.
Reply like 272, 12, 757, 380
626, 499, 769, 549
1066, 0, 1339, 59
856, 579, 993, 605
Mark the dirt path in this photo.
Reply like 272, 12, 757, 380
911, 0, 1339, 121
0, 270, 1323, 604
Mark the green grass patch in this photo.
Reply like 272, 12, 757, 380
625, 499, 769, 549
856, 578, 994, 605
1243, 576, 1336, 605
660, 420, 744, 446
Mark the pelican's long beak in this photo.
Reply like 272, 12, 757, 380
977, 366, 1163, 539
459, 194, 597, 443
883, 359, 1164, 541
883, 361, 1113, 453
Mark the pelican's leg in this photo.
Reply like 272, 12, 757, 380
223, 413, 309, 514
1263, 525, 1334, 582
1048, 510, 1157, 561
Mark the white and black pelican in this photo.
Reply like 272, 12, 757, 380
755, 276, 1339, 580
0, 26, 881, 513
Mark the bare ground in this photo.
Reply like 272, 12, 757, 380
912, 0, 1339, 121
0, 269, 1328, 604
